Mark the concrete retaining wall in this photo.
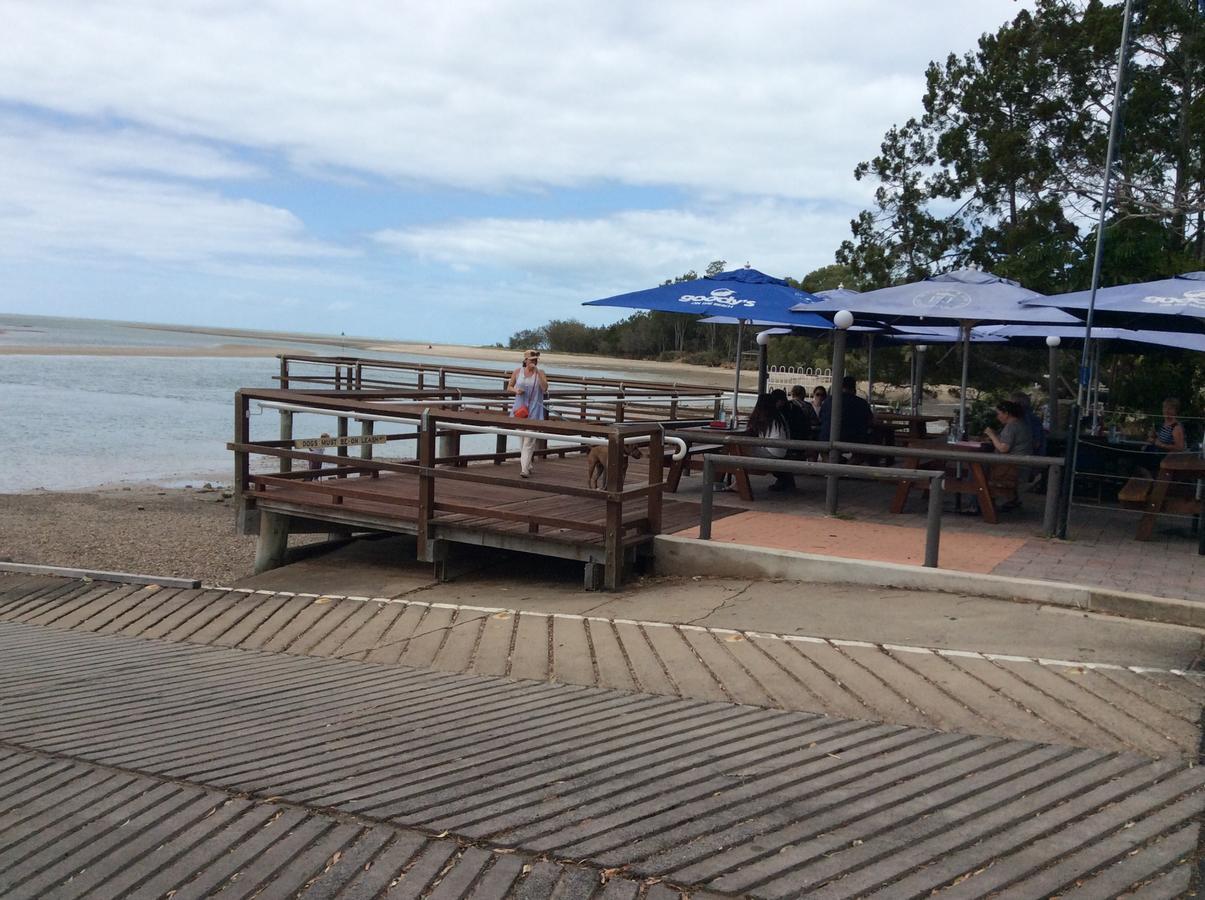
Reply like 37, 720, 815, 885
654, 534, 1205, 629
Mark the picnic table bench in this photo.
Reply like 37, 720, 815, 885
891, 438, 1020, 524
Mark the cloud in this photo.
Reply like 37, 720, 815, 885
0, 116, 346, 264
376, 197, 857, 290
0, 1, 1030, 198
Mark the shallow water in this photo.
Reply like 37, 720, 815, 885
0, 315, 634, 492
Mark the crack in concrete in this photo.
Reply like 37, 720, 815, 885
683, 581, 756, 626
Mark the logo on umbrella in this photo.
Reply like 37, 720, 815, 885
677, 289, 756, 309
1142, 290, 1205, 310
912, 289, 972, 311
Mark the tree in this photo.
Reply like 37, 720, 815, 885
507, 327, 546, 350
838, 0, 1205, 291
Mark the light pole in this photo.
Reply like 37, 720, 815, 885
825, 310, 854, 514
755, 330, 772, 395
1046, 335, 1061, 434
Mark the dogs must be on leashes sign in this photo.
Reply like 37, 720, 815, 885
294, 435, 387, 449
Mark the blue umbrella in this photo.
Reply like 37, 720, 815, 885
982, 323, 1205, 352
790, 269, 1074, 434
1022, 272, 1205, 333
584, 268, 831, 420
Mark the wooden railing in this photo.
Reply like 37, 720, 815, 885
230, 388, 667, 588
275, 354, 727, 424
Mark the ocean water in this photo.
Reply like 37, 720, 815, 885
0, 314, 634, 492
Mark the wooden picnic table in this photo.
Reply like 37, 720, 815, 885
1135, 454, 1205, 542
663, 424, 729, 493
890, 438, 1012, 524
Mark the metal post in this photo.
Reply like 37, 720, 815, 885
1048, 343, 1060, 434
699, 457, 715, 540
756, 339, 769, 395
913, 345, 926, 414
825, 329, 848, 515
924, 473, 943, 568
957, 322, 971, 439
1044, 464, 1061, 537
866, 335, 875, 404
1061, 0, 1134, 539
731, 319, 745, 426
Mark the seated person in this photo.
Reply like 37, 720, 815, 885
744, 393, 794, 492
1011, 392, 1046, 456
784, 386, 818, 441
980, 400, 1033, 511
818, 376, 874, 444
810, 385, 827, 417
1138, 397, 1187, 476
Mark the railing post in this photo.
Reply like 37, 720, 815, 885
336, 414, 348, 477
278, 358, 293, 474
700, 456, 715, 540
647, 426, 664, 536
417, 369, 425, 390
234, 390, 255, 534
604, 429, 624, 590
417, 410, 436, 562
1043, 464, 1061, 537
616, 389, 625, 423
438, 369, 447, 390
924, 472, 943, 567
360, 419, 374, 461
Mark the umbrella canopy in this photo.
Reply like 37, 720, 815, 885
981, 323, 1205, 352
583, 268, 831, 423
788, 269, 1072, 435
789, 269, 1074, 325
585, 267, 827, 320
1022, 272, 1205, 333
885, 325, 1008, 344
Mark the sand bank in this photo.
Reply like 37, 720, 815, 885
0, 485, 258, 585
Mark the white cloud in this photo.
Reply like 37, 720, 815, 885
0, 1, 1030, 198
376, 198, 857, 288
0, 119, 346, 264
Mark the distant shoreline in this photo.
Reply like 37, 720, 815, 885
0, 320, 742, 388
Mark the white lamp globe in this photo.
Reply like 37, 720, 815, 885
1046, 335, 1061, 348
755, 330, 772, 346
833, 310, 854, 330
916, 344, 928, 352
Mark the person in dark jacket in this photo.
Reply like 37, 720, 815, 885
819, 376, 873, 443
788, 384, 819, 440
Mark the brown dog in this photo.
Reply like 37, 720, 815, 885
586, 444, 643, 489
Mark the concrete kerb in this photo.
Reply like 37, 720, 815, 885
653, 534, 1205, 629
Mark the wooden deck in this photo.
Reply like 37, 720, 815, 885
251, 456, 720, 557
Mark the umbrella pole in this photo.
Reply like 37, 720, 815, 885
1060, 0, 1134, 540
731, 319, 745, 428
958, 323, 971, 440
826, 328, 848, 515
866, 336, 875, 405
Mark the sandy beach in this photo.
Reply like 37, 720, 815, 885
0, 485, 260, 586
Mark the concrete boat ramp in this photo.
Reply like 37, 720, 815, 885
0, 567, 1203, 898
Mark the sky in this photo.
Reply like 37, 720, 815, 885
0, 0, 1030, 345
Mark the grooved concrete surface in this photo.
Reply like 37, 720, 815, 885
0, 745, 651, 900
2, 574, 1202, 759
0, 613, 1201, 898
